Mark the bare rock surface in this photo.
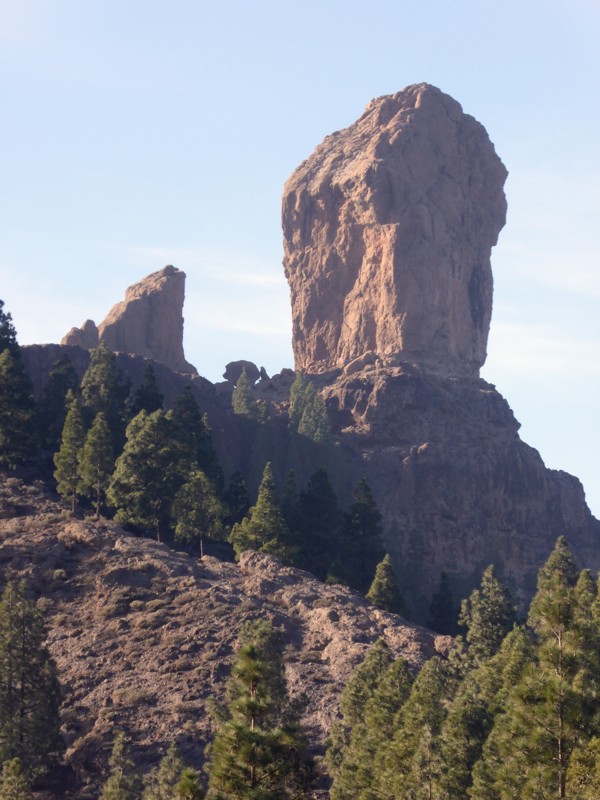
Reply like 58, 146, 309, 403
0, 478, 441, 798
282, 83, 507, 376
62, 266, 196, 374
318, 361, 600, 613
61, 320, 99, 351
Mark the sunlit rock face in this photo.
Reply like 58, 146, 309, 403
282, 83, 508, 376
62, 265, 196, 374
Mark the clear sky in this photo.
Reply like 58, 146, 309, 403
2, 1, 600, 517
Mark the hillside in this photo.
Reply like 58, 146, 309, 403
0, 476, 444, 797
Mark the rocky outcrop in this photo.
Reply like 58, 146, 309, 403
62, 265, 196, 374
317, 361, 600, 615
0, 478, 442, 796
282, 83, 507, 377
223, 360, 260, 385
61, 319, 99, 350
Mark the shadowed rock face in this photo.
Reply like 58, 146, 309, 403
282, 83, 508, 376
62, 265, 196, 374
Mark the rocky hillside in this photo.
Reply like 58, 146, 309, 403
0, 476, 444, 798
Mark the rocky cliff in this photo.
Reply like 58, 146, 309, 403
62, 266, 196, 374
282, 84, 507, 377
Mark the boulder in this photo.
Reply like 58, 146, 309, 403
282, 83, 508, 377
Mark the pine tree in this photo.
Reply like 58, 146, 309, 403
174, 767, 204, 799
78, 412, 114, 518
0, 350, 37, 468
459, 565, 516, 664
81, 342, 130, 451
326, 639, 394, 784
288, 373, 310, 429
131, 363, 163, 417
143, 743, 185, 800
222, 472, 250, 528
0, 759, 31, 800
566, 736, 600, 799
330, 656, 413, 800
172, 470, 224, 557
366, 554, 407, 616
428, 571, 459, 635
0, 300, 21, 359
440, 626, 534, 800
53, 390, 86, 514
297, 387, 330, 443
0, 581, 63, 776
229, 463, 296, 563
108, 410, 191, 540
470, 538, 585, 799
0, 300, 19, 358
231, 368, 258, 419
339, 479, 384, 593
296, 467, 341, 581
380, 656, 458, 799
206, 619, 314, 800
36, 355, 79, 451
100, 732, 142, 800
279, 469, 300, 537
170, 387, 223, 491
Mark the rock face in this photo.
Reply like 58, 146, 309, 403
62, 265, 196, 374
318, 363, 600, 615
282, 83, 507, 376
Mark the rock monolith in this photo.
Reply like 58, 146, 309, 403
62, 265, 196, 374
282, 83, 508, 376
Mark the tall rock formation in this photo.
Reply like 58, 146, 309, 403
281, 84, 600, 618
62, 265, 196, 374
282, 83, 507, 376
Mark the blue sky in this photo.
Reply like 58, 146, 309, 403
2, 1, 600, 517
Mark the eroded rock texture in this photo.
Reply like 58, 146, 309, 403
62, 265, 196, 374
282, 83, 508, 376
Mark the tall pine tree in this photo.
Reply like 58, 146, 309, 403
36, 355, 79, 451
100, 732, 142, 800
0, 300, 19, 358
108, 410, 191, 540
471, 538, 585, 799
78, 412, 114, 518
229, 463, 296, 564
81, 342, 130, 451
130, 363, 163, 417
206, 619, 314, 800
459, 565, 516, 664
53, 390, 86, 513
339, 479, 384, 593
0, 351, 37, 469
0, 581, 63, 776
366, 554, 407, 616
172, 470, 224, 557
296, 467, 341, 581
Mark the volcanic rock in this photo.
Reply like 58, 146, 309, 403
282, 83, 507, 376
62, 266, 196, 374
